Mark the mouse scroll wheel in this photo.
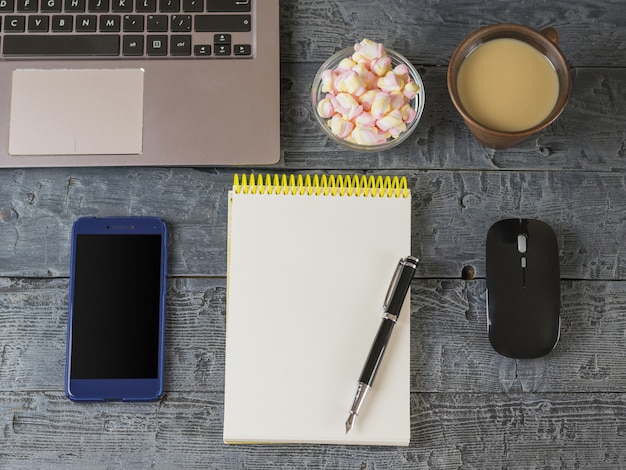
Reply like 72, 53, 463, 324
517, 234, 528, 253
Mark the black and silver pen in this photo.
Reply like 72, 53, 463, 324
345, 256, 419, 434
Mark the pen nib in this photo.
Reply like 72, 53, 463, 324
345, 412, 356, 434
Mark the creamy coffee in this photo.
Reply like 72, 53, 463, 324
457, 38, 559, 132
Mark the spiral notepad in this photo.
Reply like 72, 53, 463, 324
224, 174, 411, 446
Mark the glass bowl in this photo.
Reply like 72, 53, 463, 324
311, 46, 425, 152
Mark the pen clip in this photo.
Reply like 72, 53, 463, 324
383, 259, 404, 311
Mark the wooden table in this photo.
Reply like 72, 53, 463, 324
2, 1, 626, 467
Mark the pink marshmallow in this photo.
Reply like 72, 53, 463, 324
393, 64, 410, 77
336, 57, 357, 73
376, 109, 406, 136
316, 97, 335, 118
403, 80, 420, 99
352, 126, 387, 145
389, 91, 406, 110
370, 56, 392, 76
370, 92, 391, 119
330, 93, 363, 120
359, 89, 378, 111
334, 70, 366, 96
329, 114, 354, 139
354, 112, 377, 127
320, 69, 336, 93
377, 71, 404, 93
352, 38, 384, 61
401, 104, 417, 123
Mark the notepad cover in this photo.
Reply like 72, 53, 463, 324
224, 175, 411, 446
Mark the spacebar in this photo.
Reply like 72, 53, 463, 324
3, 35, 120, 56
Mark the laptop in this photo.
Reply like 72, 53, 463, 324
0, 0, 280, 167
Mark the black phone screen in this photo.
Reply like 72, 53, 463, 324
69, 234, 163, 379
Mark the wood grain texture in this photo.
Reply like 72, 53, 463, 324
279, 0, 626, 67
2, 391, 626, 469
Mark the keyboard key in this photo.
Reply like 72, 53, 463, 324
27, 15, 49, 31
0, 0, 15, 12
4, 15, 26, 31
87, 0, 108, 11
3, 34, 119, 55
122, 34, 143, 55
123, 14, 143, 31
206, 0, 250, 12
135, 0, 154, 11
214, 33, 230, 44
233, 44, 251, 55
40, 0, 61, 11
51, 14, 72, 31
170, 34, 190, 55
99, 14, 120, 31
170, 14, 190, 31
76, 14, 96, 31
181, 0, 200, 12
17, 0, 37, 12
214, 43, 229, 56
194, 44, 210, 56
111, 0, 131, 11
195, 14, 250, 32
64, 0, 85, 11
146, 14, 166, 31
158, 0, 177, 11
146, 34, 166, 55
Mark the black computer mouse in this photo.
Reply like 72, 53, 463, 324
486, 219, 561, 358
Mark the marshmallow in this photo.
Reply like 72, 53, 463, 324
370, 56, 392, 76
352, 38, 384, 62
377, 71, 404, 93
377, 109, 406, 137
317, 97, 335, 118
370, 92, 391, 119
329, 114, 354, 139
320, 69, 335, 93
330, 92, 363, 120
334, 70, 366, 96
354, 112, 377, 127
336, 57, 357, 72
359, 89, 378, 112
403, 80, 420, 99
352, 126, 387, 145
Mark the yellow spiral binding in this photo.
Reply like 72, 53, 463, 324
233, 174, 410, 198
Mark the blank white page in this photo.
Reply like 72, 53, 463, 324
224, 175, 412, 446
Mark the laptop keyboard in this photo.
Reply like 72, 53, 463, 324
0, 0, 254, 58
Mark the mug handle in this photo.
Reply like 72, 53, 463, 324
540, 27, 559, 46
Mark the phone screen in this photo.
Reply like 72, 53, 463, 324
70, 234, 162, 379
66, 217, 167, 401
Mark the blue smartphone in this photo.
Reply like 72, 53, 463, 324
65, 216, 168, 401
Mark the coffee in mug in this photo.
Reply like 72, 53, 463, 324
448, 24, 571, 149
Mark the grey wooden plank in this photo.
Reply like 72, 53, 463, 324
281, 66, 626, 170
1, 391, 625, 469
2, 169, 626, 279
3, 277, 626, 394
280, 0, 626, 67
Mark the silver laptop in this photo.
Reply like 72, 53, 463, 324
0, 0, 280, 167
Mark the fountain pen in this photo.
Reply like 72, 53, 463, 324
345, 256, 419, 434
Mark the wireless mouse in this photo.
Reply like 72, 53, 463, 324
486, 219, 560, 358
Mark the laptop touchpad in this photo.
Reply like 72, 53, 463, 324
9, 69, 144, 156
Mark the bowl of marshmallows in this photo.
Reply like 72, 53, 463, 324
311, 38, 425, 151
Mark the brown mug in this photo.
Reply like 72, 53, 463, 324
447, 23, 571, 149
